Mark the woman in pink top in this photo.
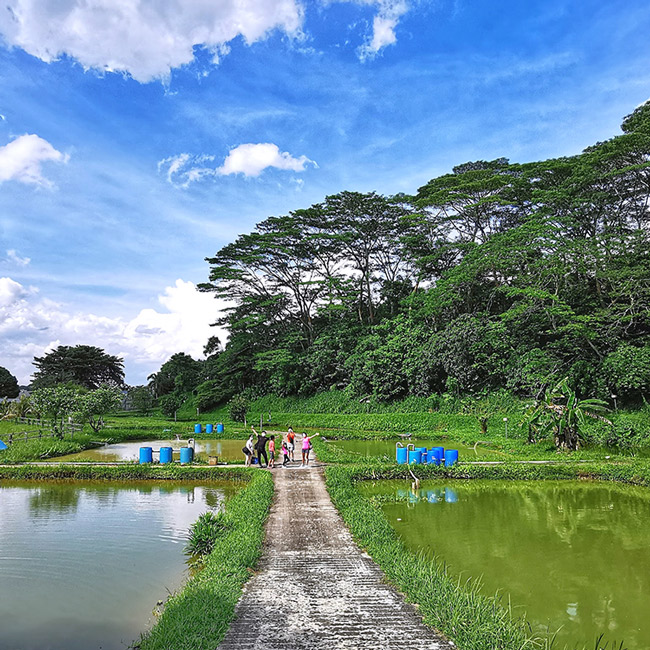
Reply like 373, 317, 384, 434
301, 432, 319, 466
268, 435, 276, 469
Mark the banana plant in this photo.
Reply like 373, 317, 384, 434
523, 378, 611, 451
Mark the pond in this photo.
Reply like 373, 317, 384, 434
325, 438, 504, 460
55, 438, 248, 463
0, 479, 242, 650
358, 479, 650, 649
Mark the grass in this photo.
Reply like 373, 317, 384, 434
135, 468, 274, 650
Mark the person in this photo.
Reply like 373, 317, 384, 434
242, 432, 255, 466
301, 432, 319, 466
287, 427, 296, 462
268, 434, 276, 469
252, 426, 268, 468
281, 441, 289, 466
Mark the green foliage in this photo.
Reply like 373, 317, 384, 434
228, 394, 249, 423
185, 511, 231, 557
603, 343, 650, 402
159, 392, 185, 418
195, 102, 650, 406
32, 345, 125, 389
523, 378, 611, 451
76, 386, 122, 433
0, 366, 19, 398
128, 385, 155, 415
30, 385, 82, 437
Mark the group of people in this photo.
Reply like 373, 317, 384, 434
243, 426, 319, 468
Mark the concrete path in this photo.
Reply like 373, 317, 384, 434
217, 443, 455, 650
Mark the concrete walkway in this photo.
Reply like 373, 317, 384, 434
218, 443, 455, 650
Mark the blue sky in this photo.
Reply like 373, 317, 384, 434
1, 0, 649, 385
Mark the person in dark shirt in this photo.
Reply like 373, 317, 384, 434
251, 426, 269, 468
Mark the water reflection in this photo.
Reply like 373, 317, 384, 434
0, 479, 242, 650
360, 479, 650, 649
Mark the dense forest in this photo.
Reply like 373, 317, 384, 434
193, 102, 650, 409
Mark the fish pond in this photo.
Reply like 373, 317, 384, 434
358, 478, 650, 649
55, 438, 248, 463
0, 478, 243, 650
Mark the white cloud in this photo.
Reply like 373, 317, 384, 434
0, 134, 68, 188
0, 277, 229, 385
159, 143, 316, 186
356, 0, 409, 60
5, 249, 31, 267
218, 143, 316, 177
0, 0, 305, 83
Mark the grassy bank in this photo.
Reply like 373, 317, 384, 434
324, 460, 650, 650
136, 468, 274, 650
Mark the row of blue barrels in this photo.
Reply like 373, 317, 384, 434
194, 423, 224, 434
396, 444, 459, 467
139, 447, 194, 464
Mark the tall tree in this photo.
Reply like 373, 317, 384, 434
32, 345, 125, 390
0, 367, 19, 399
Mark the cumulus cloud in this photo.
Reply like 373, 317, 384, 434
160, 143, 316, 186
0, 134, 69, 188
0, 277, 229, 385
0, 0, 304, 82
0, 1, 417, 81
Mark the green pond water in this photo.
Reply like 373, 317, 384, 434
0, 479, 242, 650
55, 438, 247, 462
358, 479, 650, 649
326, 438, 503, 459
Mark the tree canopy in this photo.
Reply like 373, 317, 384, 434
31, 345, 125, 390
194, 102, 650, 406
0, 367, 19, 399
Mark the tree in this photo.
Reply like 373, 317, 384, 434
522, 378, 610, 451
0, 367, 19, 399
160, 392, 184, 419
128, 385, 155, 415
32, 345, 125, 390
76, 387, 122, 433
30, 385, 81, 438
228, 394, 249, 424
148, 353, 202, 397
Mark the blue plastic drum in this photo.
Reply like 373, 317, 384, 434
194, 423, 201, 434
408, 450, 422, 464
429, 447, 444, 465
444, 449, 459, 467
216, 423, 224, 434
180, 447, 194, 465
159, 447, 173, 464
206, 424, 213, 434
396, 445, 408, 464
139, 447, 153, 464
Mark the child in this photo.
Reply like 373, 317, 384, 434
281, 441, 289, 466
268, 434, 276, 469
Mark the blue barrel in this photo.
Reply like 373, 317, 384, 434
444, 449, 459, 467
194, 423, 201, 434
429, 447, 444, 465
180, 447, 194, 464
408, 450, 422, 464
216, 423, 224, 434
139, 447, 153, 464
159, 447, 173, 464
415, 446, 427, 463
396, 445, 408, 464
206, 423, 213, 434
